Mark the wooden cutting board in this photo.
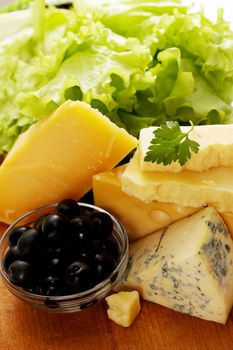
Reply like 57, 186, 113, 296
0, 226, 233, 350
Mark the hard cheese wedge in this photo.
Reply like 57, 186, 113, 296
139, 125, 233, 173
93, 165, 200, 241
0, 100, 137, 224
122, 207, 233, 324
121, 151, 233, 213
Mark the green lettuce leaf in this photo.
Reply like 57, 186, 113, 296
86, 0, 188, 39
0, 0, 232, 156
0, 0, 32, 13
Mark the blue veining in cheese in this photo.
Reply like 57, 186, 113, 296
122, 207, 233, 324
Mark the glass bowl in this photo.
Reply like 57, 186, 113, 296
0, 202, 129, 313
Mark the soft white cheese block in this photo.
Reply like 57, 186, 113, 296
122, 207, 233, 324
121, 151, 233, 213
139, 125, 233, 173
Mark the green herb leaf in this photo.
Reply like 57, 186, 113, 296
144, 121, 200, 166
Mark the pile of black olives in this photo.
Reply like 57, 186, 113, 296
2, 199, 119, 296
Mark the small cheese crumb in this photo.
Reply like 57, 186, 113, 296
105, 291, 141, 327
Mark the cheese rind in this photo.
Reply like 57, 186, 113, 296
122, 207, 233, 324
93, 165, 200, 241
139, 125, 233, 173
121, 151, 233, 213
0, 100, 137, 224
105, 291, 141, 327
220, 212, 233, 240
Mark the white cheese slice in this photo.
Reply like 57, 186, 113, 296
121, 151, 233, 213
122, 207, 233, 324
139, 125, 233, 173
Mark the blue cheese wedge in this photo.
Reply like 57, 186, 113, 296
139, 125, 233, 173
122, 207, 233, 324
121, 151, 233, 213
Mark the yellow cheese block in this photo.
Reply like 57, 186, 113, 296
93, 165, 200, 241
105, 291, 141, 327
122, 151, 233, 214
0, 100, 137, 224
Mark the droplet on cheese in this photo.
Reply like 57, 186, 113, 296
121, 151, 233, 213
0, 100, 137, 224
92, 165, 200, 241
105, 290, 141, 327
122, 207, 233, 324
139, 125, 233, 173
149, 210, 170, 226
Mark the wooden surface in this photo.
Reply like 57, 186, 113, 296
1, 226, 233, 350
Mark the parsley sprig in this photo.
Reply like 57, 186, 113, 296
144, 121, 200, 166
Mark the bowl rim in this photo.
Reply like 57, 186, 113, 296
0, 202, 129, 302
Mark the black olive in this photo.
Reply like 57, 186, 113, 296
8, 260, 33, 286
41, 213, 69, 244
2, 246, 21, 272
92, 252, 116, 284
40, 276, 63, 296
65, 261, 92, 292
17, 227, 45, 259
56, 198, 80, 219
34, 214, 48, 231
69, 216, 93, 252
8, 226, 29, 247
90, 212, 113, 240
92, 239, 119, 260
